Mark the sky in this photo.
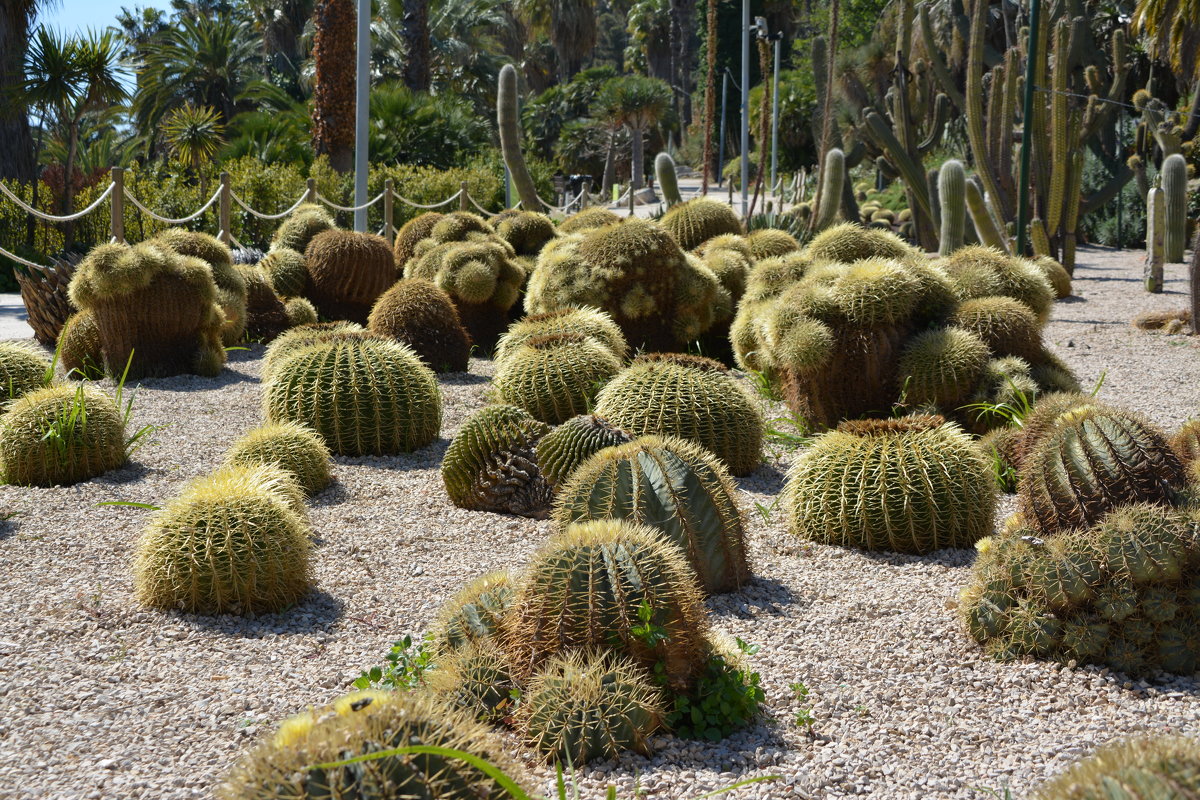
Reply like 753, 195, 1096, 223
37, 0, 168, 36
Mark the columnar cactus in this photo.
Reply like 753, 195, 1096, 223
493, 333, 622, 424
263, 338, 442, 456
441, 405, 551, 517
784, 416, 996, 553
655, 152, 682, 207
502, 519, 709, 690
223, 421, 332, 496
535, 414, 635, 490
0, 384, 127, 486
1163, 153, 1189, 264
304, 230, 397, 324
554, 435, 751, 594
134, 464, 312, 615
660, 197, 744, 251
494, 307, 627, 364
431, 571, 516, 654
937, 160, 966, 255
592, 354, 763, 476
0, 341, 49, 400
518, 650, 663, 764
367, 279, 472, 373
1033, 736, 1200, 800
812, 148, 846, 233
498, 63, 542, 213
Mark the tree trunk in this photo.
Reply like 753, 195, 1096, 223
630, 125, 645, 191
403, 0, 431, 92
312, 0, 357, 172
63, 118, 81, 249
602, 131, 617, 195
0, 1, 35, 182
702, 0, 716, 193
670, 0, 697, 136
1184, 77, 1200, 143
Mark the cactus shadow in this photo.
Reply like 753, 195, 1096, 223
309, 480, 351, 509
737, 463, 788, 497
125, 365, 257, 393
859, 546, 976, 570
93, 461, 153, 485
439, 371, 491, 386
0, 513, 18, 540
183, 588, 345, 635
708, 575, 804, 619
625, 721, 791, 777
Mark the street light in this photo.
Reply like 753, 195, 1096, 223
353, 0, 370, 232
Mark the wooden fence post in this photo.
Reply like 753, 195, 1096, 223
218, 172, 232, 245
305, 178, 317, 204
110, 167, 125, 244
383, 179, 394, 245
460, 181, 469, 212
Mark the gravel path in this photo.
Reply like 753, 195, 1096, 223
0, 245, 1197, 800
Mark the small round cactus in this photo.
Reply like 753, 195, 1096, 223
502, 519, 709, 690
264, 338, 442, 456
1031, 255, 1071, 299
133, 464, 312, 615
223, 421, 332, 495
441, 405, 551, 517
236, 265, 290, 343
57, 310, 105, 380
1033, 736, 1200, 800
784, 416, 996, 553
270, 203, 334, 253
1171, 419, 1200, 468
431, 571, 516, 654
896, 327, 991, 407
948, 296, 1043, 360
283, 296, 318, 328
0, 384, 128, 486
393, 211, 444, 270
0, 341, 49, 400
304, 230, 397, 324
218, 689, 527, 800
802, 221, 918, 264
258, 247, 309, 297
558, 207, 621, 234
554, 435, 750, 594
494, 307, 628, 364
518, 649, 663, 764
367, 278, 472, 373
660, 197, 744, 251
746, 228, 800, 260
593, 354, 763, 476
427, 639, 516, 722
535, 414, 634, 490
493, 333, 622, 424
494, 210, 557, 257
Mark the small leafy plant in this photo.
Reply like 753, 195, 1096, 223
352, 633, 436, 691
659, 637, 765, 742
789, 681, 815, 734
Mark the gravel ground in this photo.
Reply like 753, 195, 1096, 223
0, 245, 1198, 800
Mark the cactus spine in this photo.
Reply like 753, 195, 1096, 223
1162, 153, 1188, 264
655, 152, 682, 207
813, 148, 845, 233
1146, 187, 1165, 293
937, 160, 966, 255
498, 64, 541, 212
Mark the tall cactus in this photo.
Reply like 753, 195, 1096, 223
1146, 188, 1165, 293
965, 179, 1009, 252
1162, 153, 1188, 264
655, 152, 682, 207
813, 148, 845, 232
498, 64, 541, 212
937, 160, 966, 255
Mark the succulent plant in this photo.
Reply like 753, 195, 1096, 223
518, 649, 663, 764
1032, 255, 1072, 299
801, 222, 918, 264
57, 310, 105, 381
535, 414, 634, 490
1172, 419, 1200, 467
261, 321, 378, 379
224, 421, 332, 496
592, 354, 763, 476
661, 197, 744, 251
427, 639, 517, 723
283, 296, 318, 328
1033, 736, 1200, 800
68, 242, 226, 379
746, 228, 800, 260
236, 265, 290, 343
218, 688, 527, 800
0, 341, 49, 400
442, 404, 551, 517
495, 210, 557, 257
270, 203, 335, 254
1019, 404, 1187, 536
960, 503, 1200, 677
393, 211, 444, 271
948, 296, 1043, 360
502, 519, 708, 690
1027, 349, 1082, 395
303, 230, 397, 324
558, 206, 622, 234
367, 279, 472, 373
493, 333, 622, 424
896, 326, 991, 407
258, 247, 309, 297
494, 308, 627, 365
0, 383, 127, 486
961, 356, 1041, 433
739, 252, 813, 307
784, 416, 996, 553
1163, 153, 1189, 263
264, 338, 442, 456
1011, 392, 1094, 467
938, 246, 1055, 323
524, 218, 719, 352
655, 152, 682, 206
431, 571, 516, 654
154, 228, 248, 346
554, 435, 750, 594
134, 464, 311, 615
937, 160, 966, 255
979, 425, 1021, 492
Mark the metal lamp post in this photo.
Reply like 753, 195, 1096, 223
353, 0, 370, 232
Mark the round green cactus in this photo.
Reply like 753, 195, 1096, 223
493, 333, 622, 424
939, 246, 1055, 323
502, 519, 709, 690
134, 464, 312, 615
270, 203, 334, 253
948, 296, 1043, 360
1033, 736, 1200, 800
558, 206, 621, 234
524, 218, 719, 351
154, 228, 247, 346
261, 321, 377, 379
518, 649, 663, 765
495, 210, 557, 257
0, 341, 49, 400
427, 639, 517, 723
979, 425, 1022, 492
1011, 392, 1094, 466
963, 357, 1041, 433
802, 222, 919, 264
661, 197, 744, 251
264, 338, 442, 456
57, 310, 105, 381
784, 416, 997, 553
393, 211, 444, 271
441, 404, 551, 517
592, 354, 763, 476
431, 571, 516, 655
304, 230, 397, 324
1028, 348, 1082, 395
535, 414, 634, 490
1019, 404, 1187, 536
494, 307, 627, 364
258, 247, 309, 297
1031, 255, 1071, 299
218, 689, 528, 800
1172, 419, 1200, 467
367, 278, 472, 373
236, 265, 290, 343
0, 383, 128, 486
283, 296, 318, 327
740, 252, 812, 307
746, 228, 800, 260
223, 421, 332, 495
896, 327, 991, 408
554, 435, 750, 594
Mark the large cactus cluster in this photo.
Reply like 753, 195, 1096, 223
154, 229, 248, 346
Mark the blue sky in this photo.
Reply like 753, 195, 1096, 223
38, 0, 168, 36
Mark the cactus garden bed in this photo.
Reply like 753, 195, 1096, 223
0, 245, 1199, 799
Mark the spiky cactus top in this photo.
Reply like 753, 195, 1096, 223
1033, 737, 1200, 800
746, 228, 800, 260
303, 230, 397, 324
441, 404, 551, 517
784, 416, 996, 553
495, 210, 557, 257
0, 342, 49, 401
558, 207, 621, 234
367, 278, 472, 373
592, 354, 763, 476
270, 203, 334, 254
154, 228, 247, 345
802, 222, 919, 264
393, 211, 444, 271
261, 321, 381, 379
535, 414, 634, 490
492, 333, 622, 424
494, 308, 627, 364
430, 570, 516, 654
524, 218, 719, 352
660, 197, 744, 251
258, 247, 308, 297
223, 421, 332, 496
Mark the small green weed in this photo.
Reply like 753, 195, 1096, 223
352, 633, 436, 691
789, 681, 815, 734
658, 637, 765, 741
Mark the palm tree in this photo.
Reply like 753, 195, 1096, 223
516, 0, 597, 81
1132, 0, 1200, 138
163, 103, 226, 194
0, 0, 39, 181
402, 0, 431, 90
311, 0, 356, 172
597, 74, 671, 191
245, 0, 313, 94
